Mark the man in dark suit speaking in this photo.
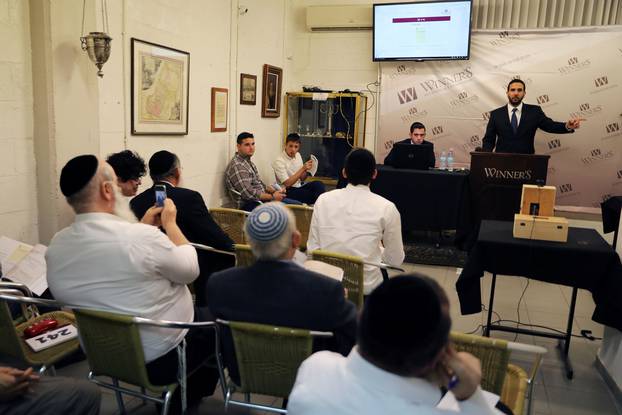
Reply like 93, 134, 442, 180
482, 79, 584, 154
384, 121, 435, 168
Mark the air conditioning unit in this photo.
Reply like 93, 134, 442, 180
306, 5, 372, 32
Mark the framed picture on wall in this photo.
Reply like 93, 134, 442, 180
211, 87, 228, 132
131, 38, 190, 135
261, 64, 282, 118
240, 73, 257, 105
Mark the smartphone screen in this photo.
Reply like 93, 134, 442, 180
155, 184, 167, 207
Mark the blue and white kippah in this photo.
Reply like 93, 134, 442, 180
245, 203, 288, 242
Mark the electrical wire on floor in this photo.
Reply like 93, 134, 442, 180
514, 278, 530, 341
466, 304, 603, 341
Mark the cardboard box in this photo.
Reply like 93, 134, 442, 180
513, 214, 568, 242
520, 185, 556, 217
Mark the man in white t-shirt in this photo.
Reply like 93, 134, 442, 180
272, 133, 325, 205
46, 154, 219, 412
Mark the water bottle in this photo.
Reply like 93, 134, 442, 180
447, 148, 455, 171
439, 151, 447, 170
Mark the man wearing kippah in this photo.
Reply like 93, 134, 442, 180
131, 150, 235, 306
225, 132, 303, 211
287, 274, 503, 414
46, 154, 220, 413
207, 202, 357, 386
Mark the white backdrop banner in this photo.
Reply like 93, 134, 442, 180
377, 27, 622, 209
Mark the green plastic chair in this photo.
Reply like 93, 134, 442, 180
286, 205, 314, 251
209, 208, 249, 244
310, 250, 365, 309
73, 308, 222, 415
234, 244, 256, 267
450, 332, 546, 415
0, 292, 80, 375
217, 319, 332, 414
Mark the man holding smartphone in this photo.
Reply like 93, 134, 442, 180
47, 154, 219, 413
131, 150, 235, 307
272, 133, 325, 205
287, 274, 504, 414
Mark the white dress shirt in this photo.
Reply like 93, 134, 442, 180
272, 151, 304, 188
507, 102, 523, 126
287, 348, 502, 415
307, 184, 404, 294
46, 213, 199, 362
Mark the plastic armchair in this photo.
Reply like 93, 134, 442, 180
450, 331, 546, 415
73, 308, 224, 415
216, 319, 332, 414
209, 207, 249, 244
286, 205, 314, 251
0, 293, 80, 375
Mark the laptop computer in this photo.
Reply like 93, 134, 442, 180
389, 142, 434, 170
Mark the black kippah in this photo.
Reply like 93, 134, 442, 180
149, 151, 176, 176
59, 154, 99, 197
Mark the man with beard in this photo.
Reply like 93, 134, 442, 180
131, 150, 235, 306
46, 155, 220, 413
482, 78, 584, 154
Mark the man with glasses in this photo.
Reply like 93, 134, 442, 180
106, 150, 147, 197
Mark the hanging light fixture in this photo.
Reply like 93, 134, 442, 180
80, 0, 112, 78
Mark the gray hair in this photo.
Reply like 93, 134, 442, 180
245, 205, 297, 260
151, 154, 180, 182
67, 161, 113, 213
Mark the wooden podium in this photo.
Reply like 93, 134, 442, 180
469, 152, 550, 222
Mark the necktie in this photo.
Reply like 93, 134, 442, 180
511, 108, 518, 134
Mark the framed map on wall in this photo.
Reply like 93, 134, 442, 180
131, 38, 190, 135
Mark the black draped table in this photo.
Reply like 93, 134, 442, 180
370, 165, 469, 231
456, 220, 622, 378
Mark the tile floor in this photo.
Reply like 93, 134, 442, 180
23, 219, 622, 414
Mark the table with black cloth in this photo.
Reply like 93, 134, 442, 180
601, 196, 622, 248
456, 220, 622, 379
370, 165, 470, 231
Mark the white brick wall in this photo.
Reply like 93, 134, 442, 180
0, 0, 38, 243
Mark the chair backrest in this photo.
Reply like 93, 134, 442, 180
223, 320, 319, 398
209, 208, 248, 244
450, 332, 510, 394
0, 300, 29, 361
286, 205, 314, 251
310, 250, 364, 309
234, 244, 256, 267
73, 308, 165, 392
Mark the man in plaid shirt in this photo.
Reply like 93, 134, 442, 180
225, 132, 301, 211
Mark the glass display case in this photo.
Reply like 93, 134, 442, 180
284, 92, 367, 183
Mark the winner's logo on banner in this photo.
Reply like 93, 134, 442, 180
378, 28, 622, 208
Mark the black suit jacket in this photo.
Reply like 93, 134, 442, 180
482, 103, 572, 154
383, 138, 436, 168
130, 183, 235, 306
207, 259, 357, 384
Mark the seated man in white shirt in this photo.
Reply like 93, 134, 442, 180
46, 154, 218, 413
287, 274, 504, 415
307, 148, 404, 295
272, 133, 325, 205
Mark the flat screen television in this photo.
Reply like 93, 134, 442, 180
373, 0, 472, 62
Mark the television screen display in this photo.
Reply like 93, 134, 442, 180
373, 0, 472, 61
